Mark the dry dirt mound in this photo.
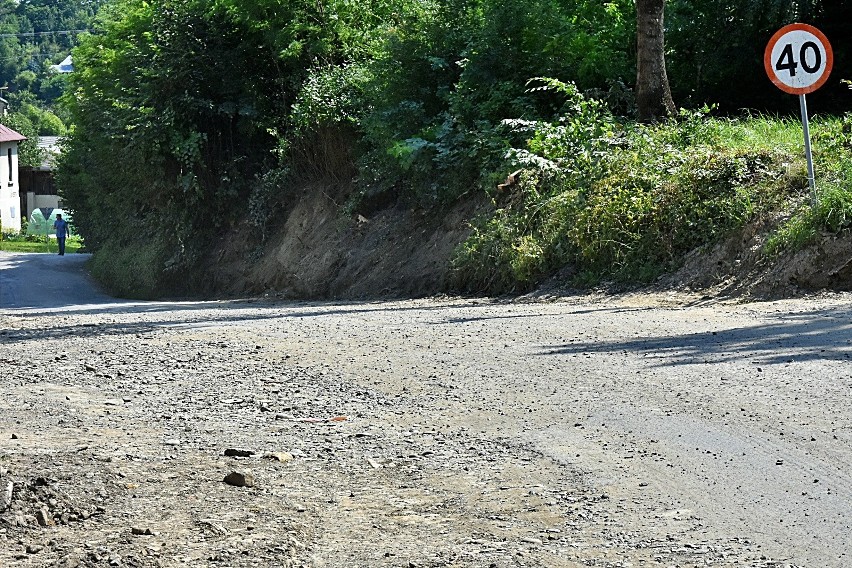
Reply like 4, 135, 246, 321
660, 219, 852, 300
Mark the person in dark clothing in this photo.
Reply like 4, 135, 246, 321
54, 214, 70, 256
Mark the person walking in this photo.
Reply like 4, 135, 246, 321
54, 213, 70, 256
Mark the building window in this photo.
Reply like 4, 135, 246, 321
7, 148, 11, 182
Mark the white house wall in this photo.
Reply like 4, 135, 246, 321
0, 141, 21, 232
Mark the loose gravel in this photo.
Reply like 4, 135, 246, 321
2, 292, 852, 567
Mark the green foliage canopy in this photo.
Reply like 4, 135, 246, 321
54, 0, 852, 298
0, 111, 43, 167
58, 0, 410, 295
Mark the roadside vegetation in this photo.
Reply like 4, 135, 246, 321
17, 0, 849, 298
0, 232, 84, 254
452, 104, 852, 293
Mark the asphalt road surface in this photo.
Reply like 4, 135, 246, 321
1, 251, 851, 566
0, 252, 116, 309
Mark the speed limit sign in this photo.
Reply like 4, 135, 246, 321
765, 23, 833, 95
765, 23, 833, 202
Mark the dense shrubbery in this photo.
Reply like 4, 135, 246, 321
450, 99, 802, 293
58, 0, 411, 295
53, 0, 852, 297
451, 105, 852, 293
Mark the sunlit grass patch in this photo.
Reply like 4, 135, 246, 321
0, 235, 85, 254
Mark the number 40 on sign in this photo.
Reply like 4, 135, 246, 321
765, 23, 833, 203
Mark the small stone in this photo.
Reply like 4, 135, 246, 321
59, 555, 81, 568
131, 527, 154, 536
11, 433, 18, 440
224, 471, 254, 488
37, 506, 55, 527
26, 544, 44, 554
263, 452, 293, 463
224, 448, 255, 458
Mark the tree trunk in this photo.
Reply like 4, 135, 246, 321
635, 0, 675, 122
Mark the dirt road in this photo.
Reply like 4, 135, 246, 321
1, 252, 851, 567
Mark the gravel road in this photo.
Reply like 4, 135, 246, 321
1, 251, 851, 567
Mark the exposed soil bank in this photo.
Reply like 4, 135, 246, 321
201, 184, 852, 302
205, 185, 490, 301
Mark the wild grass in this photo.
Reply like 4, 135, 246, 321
451, 104, 849, 295
710, 114, 805, 152
0, 234, 84, 254
764, 114, 852, 255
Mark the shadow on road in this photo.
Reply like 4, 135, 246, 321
0, 298, 506, 345
541, 308, 852, 365
5, 251, 852, 367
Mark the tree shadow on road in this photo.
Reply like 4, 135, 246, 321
0, 297, 500, 345
540, 308, 852, 365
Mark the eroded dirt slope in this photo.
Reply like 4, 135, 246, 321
200, 182, 852, 302
206, 185, 488, 300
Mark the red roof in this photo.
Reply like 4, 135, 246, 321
0, 124, 26, 143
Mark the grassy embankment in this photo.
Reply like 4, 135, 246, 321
450, 110, 852, 294
68, 112, 852, 299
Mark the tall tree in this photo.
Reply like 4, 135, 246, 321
635, 0, 675, 121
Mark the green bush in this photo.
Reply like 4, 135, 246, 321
357, 0, 635, 207
765, 187, 852, 255
89, 238, 168, 299
451, 103, 797, 294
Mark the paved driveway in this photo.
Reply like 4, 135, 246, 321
0, 252, 117, 310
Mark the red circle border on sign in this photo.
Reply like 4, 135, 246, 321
764, 23, 834, 95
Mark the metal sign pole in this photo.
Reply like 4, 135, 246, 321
766, 24, 832, 208
798, 93, 817, 206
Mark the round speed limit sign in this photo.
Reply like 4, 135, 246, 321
765, 23, 833, 94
